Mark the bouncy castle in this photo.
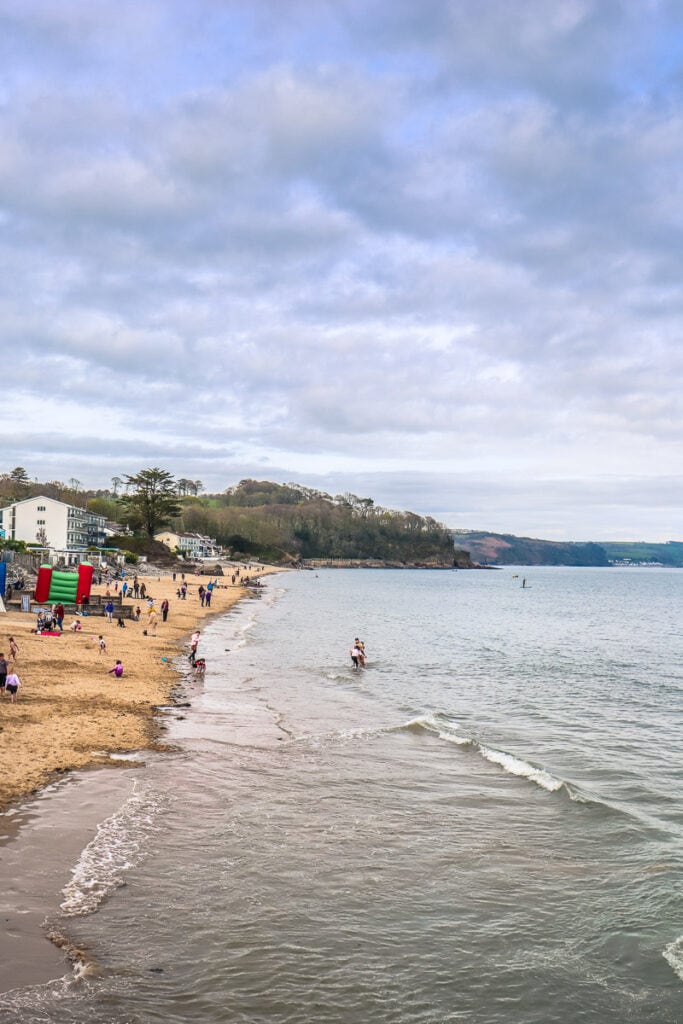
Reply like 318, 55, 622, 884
34, 563, 94, 605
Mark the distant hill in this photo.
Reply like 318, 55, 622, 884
453, 531, 610, 566
600, 541, 683, 567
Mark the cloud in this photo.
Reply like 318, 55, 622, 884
0, 0, 681, 539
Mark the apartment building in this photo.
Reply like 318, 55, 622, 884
0, 496, 107, 551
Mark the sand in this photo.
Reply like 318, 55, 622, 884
0, 565, 282, 812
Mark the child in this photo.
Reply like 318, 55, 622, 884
98, 635, 106, 655
107, 660, 124, 678
5, 671, 20, 701
70, 619, 83, 631
117, 617, 126, 628
8, 636, 18, 662
194, 657, 206, 676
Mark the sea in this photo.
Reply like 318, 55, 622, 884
1, 566, 682, 1024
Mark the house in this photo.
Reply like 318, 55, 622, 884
0, 496, 107, 552
154, 530, 220, 559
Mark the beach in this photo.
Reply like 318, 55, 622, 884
0, 565, 279, 813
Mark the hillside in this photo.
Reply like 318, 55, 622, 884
600, 541, 683, 567
453, 530, 610, 567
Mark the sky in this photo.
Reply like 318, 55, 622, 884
1, 0, 682, 541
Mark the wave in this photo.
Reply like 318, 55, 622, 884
59, 782, 165, 917
663, 934, 683, 981
401, 715, 568, 795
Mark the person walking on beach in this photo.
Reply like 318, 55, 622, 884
198, 585, 205, 606
0, 653, 7, 696
8, 636, 18, 662
122, 581, 128, 599
133, 578, 140, 599
104, 599, 115, 623
205, 588, 212, 607
108, 660, 124, 678
140, 582, 147, 600
161, 598, 169, 622
5, 670, 20, 702
181, 583, 187, 600
148, 609, 158, 636
98, 635, 106, 656
134, 606, 141, 621
55, 603, 65, 631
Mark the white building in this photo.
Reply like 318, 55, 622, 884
154, 530, 220, 559
0, 496, 107, 551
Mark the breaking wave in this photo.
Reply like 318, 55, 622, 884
401, 715, 569, 795
60, 782, 165, 917
663, 934, 683, 981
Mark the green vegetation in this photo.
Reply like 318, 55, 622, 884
454, 531, 610, 566
178, 480, 458, 564
600, 541, 683, 567
118, 468, 183, 538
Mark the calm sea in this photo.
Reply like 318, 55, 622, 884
2, 567, 682, 1023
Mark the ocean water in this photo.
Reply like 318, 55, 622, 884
2, 567, 682, 1024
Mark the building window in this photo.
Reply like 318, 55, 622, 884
37, 519, 46, 525
37, 505, 46, 511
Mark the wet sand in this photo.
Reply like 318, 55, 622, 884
0, 564, 282, 994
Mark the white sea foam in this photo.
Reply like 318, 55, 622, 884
479, 746, 564, 792
400, 714, 472, 746
60, 783, 164, 917
663, 934, 683, 981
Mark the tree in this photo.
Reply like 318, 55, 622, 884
8, 466, 29, 499
69, 477, 82, 492
111, 476, 122, 497
118, 468, 182, 538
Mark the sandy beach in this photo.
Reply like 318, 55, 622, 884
0, 565, 280, 812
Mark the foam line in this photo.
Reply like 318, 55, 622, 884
663, 934, 683, 981
60, 783, 164, 917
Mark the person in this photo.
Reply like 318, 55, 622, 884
231, 574, 235, 585
121, 581, 128, 599
355, 638, 367, 667
140, 582, 147, 600
176, 588, 181, 599
133, 578, 140, 599
189, 630, 200, 665
148, 609, 158, 636
98, 635, 106, 655
134, 606, 141, 621
0, 653, 7, 696
350, 643, 362, 670
79, 593, 90, 616
194, 657, 206, 675
181, 583, 187, 600
172, 572, 176, 582
8, 636, 18, 662
205, 588, 212, 607
55, 603, 65, 631
198, 584, 205, 606
108, 660, 124, 678
104, 599, 115, 623
5, 670, 20, 702
161, 598, 169, 622
117, 616, 126, 628
70, 619, 83, 631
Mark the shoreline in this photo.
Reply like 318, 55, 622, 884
0, 563, 284, 997
0, 564, 282, 813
